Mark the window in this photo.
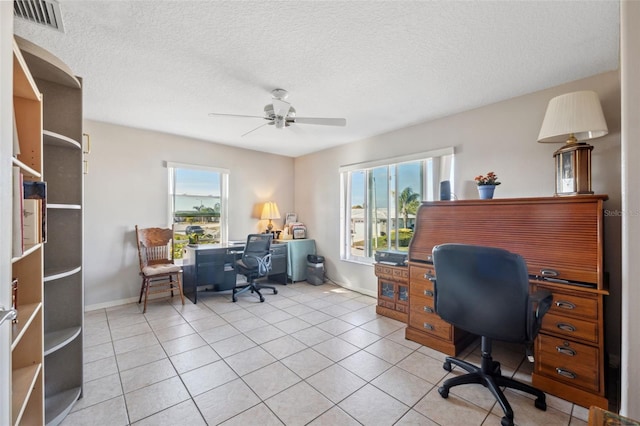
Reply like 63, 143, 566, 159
167, 162, 229, 258
340, 148, 454, 263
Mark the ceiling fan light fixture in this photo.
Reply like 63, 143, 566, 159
209, 88, 346, 135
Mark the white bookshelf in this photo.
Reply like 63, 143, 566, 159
16, 35, 84, 426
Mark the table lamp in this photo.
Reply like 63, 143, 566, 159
261, 201, 281, 233
537, 90, 608, 196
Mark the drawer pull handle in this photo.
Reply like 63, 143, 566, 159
423, 306, 434, 313
556, 322, 576, 332
556, 346, 576, 356
540, 269, 559, 277
423, 290, 434, 297
423, 323, 434, 330
424, 273, 436, 281
556, 368, 577, 379
555, 300, 576, 310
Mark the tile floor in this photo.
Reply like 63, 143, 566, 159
64, 281, 591, 426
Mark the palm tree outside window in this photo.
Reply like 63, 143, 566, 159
340, 148, 454, 263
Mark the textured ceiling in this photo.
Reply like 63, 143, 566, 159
14, 1, 620, 158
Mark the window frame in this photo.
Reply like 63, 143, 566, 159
166, 161, 230, 246
339, 148, 454, 264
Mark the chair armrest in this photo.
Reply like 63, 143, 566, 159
527, 289, 553, 339
531, 289, 553, 319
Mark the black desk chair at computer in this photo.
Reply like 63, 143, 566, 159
233, 234, 278, 303
431, 243, 553, 426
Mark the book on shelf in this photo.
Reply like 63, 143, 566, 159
11, 278, 18, 324
23, 180, 47, 243
23, 199, 39, 246
13, 108, 21, 157
12, 167, 23, 257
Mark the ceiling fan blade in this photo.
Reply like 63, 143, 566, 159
208, 112, 266, 119
241, 122, 270, 137
292, 117, 347, 126
272, 99, 291, 117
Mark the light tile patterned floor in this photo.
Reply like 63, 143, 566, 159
64, 281, 591, 426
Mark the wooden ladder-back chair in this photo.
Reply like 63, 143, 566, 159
135, 225, 185, 313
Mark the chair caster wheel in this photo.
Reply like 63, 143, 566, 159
534, 397, 547, 411
232, 296, 237, 302
500, 416, 514, 426
438, 387, 449, 398
274, 289, 278, 294
259, 296, 265, 303
443, 361, 452, 372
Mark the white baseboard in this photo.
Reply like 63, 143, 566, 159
325, 276, 377, 298
85, 276, 376, 312
85, 296, 139, 312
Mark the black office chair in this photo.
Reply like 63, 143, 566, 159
233, 234, 278, 302
431, 243, 553, 426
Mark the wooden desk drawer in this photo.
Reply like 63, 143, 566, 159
375, 264, 391, 275
409, 295, 451, 340
375, 264, 393, 280
396, 303, 409, 314
393, 268, 409, 283
534, 284, 599, 320
541, 313, 598, 344
536, 334, 600, 393
376, 264, 409, 282
410, 280, 435, 299
549, 292, 598, 320
378, 299, 395, 310
410, 264, 435, 284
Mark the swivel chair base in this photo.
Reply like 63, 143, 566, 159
232, 280, 277, 303
438, 338, 546, 426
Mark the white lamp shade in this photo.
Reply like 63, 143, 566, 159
261, 202, 281, 220
537, 90, 608, 143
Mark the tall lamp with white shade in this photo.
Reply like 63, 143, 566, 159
538, 90, 608, 196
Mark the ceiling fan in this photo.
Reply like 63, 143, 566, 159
208, 89, 347, 137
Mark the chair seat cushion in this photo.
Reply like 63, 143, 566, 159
142, 264, 181, 276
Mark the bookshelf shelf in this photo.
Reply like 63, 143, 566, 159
44, 327, 82, 356
11, 157, 41, 179
10, 302, 42, 351
45, 387, 82, 426
47, 204, 81, 210
44, 266, 82, 283
11, 363, 43, 426
43, 130, 81, 150
11, 243, 43, 264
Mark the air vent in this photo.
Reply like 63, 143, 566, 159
14, 0, 64, 32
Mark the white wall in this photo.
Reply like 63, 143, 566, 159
620, 0, 639, 418
83, 120, 294, 309
295, 70, 622, 353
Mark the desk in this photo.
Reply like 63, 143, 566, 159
407, 196, 609, 409
182, 243, 287, 303
274, 239, 316, 282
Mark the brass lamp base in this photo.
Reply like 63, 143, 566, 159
553, 142, 593, 196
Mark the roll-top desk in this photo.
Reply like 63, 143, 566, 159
406, 195, 608, 409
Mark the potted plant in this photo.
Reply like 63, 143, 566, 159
475, 172, 501, 199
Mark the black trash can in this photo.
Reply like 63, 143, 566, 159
306, 254, 325, 285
